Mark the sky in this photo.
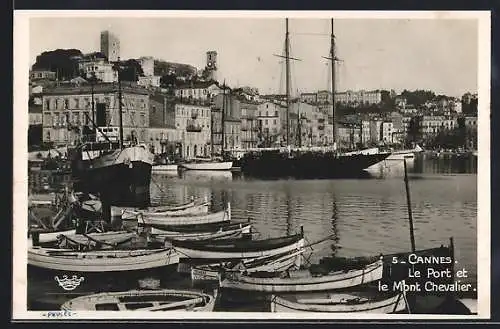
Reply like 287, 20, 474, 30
29, 15, 479, 97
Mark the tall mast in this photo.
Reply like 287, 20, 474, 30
285, 18, 290, 147
221, 81, 226, 155
330, 18, 336, 146
118, 64, 124, 149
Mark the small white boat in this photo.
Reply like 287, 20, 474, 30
152, 164, 179, 172
139, 204, 231, 227
28, 229, 77, 244
28, 247, 180, 272
181, 160, 233, 171
219, 258, 383, 292
61, 289, 217, 312
270, 292, 407, 313
122, 202, 210, 220
148, 199, 197, 212
191, 248, 304, 282
151, 223, 251, 243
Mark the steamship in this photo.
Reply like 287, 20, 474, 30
70, 65, 154, 210
240, 19, 390, 179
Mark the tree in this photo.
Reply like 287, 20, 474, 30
401, 89, 436, 107
117, 59, 144, 82
32, 49, 83, 80
405, 115, 422, 146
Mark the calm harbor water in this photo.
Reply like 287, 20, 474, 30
27, 154, 478, 311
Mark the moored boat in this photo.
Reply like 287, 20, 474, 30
152, 164, 179, 173
28, 228, 77, 244
138, 204, 231, 227
71, 143, 155, 208
181, 159, 233, 171
122, 201, 210, 220
147, 198, 197, 212
270, 291, 407, 313
55, 231, 138, 250
151, 223, 252, 243
173, 230, 305, 260
219, 258, 383, 293
191, 248, 304, 282
28, 247, 179, 272
61, 289, 217, 312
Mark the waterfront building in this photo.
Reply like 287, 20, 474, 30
240, 102, 259, 149
146, 127, 182, 156
41, 83, 149, 145
174, 103, 212, 159
100, 31, 120, 62
257, 102, 282, 145
212, 92, 242, 153
337, 123, 361, 149
369, 120, 382, 145
381, 121, 394, 144
361, 120, 370, 146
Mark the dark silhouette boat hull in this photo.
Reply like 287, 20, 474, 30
240, 151, 390, 179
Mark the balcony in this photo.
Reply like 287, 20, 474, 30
186, 124, 202, 132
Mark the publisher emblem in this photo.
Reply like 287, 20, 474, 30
54, 275, 85, 291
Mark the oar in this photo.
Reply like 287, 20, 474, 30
134, 297, 204, 311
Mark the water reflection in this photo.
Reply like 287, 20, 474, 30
146, 157, 477, 283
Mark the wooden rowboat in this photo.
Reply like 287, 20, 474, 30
122, 202, 210, 220
28, 228, 76, 244
191, 248, 305, 282
270, 292, 407, 313
173, 231, 305, 260
61, 289, 217, 312
151, 223, 252, 243
219, 258, 383, 293
28, 247, 180, 272
148, 199, 197, 212
55, 231, 138, 250
139, 204, 231, 227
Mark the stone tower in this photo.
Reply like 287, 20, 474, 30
205, 51, 218, 81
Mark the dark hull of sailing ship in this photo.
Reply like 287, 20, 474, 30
240, 150, 390, 179
71, 145, 154, 208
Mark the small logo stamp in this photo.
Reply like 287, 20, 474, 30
54, 275, 85, 291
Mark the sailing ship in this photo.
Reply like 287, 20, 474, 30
240, 19, 389, 179
70, 61, 154, 211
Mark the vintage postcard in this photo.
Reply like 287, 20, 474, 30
13, 10, 490, 320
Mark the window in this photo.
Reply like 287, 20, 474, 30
266, 111, 268, 117
275, 111, 278, 116
273, 119, 277, 125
